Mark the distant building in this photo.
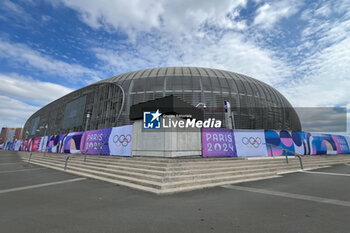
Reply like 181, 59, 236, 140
0, 127, 23, 144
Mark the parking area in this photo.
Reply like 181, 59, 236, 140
1, 150, 350, 233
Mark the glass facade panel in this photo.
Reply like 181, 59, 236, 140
211, 77, 222, 92
201, 76, 212, 91
219, 77, 230, 93
182, 76, 192, 90
191, 76, 201, 90
131, 79, 144, 92
167, 76, 183, 90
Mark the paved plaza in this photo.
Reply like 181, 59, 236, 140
1, 150, 350, 233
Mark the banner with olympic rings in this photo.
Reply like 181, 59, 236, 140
108, 125, 133, 156
78, 125, 133, 156
8, 127, 350, 158
233, 130, 267, 157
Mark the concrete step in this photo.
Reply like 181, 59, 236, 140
18, 152, 350, 194
28, 156, 286, 184
26, 160, 162, 193
30, 154, 170, 171
25, 156, 339, 184
24, 152, 350, 171
25, 152, 315, 166
22, 154, 348, 178
27, 158, 165, 183
27, 159, 164, 189
161, 171, 279, 190
23, 153, 350, 173
26, 158, 281, 192
26, 154, 296, 175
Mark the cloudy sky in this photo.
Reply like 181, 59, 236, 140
0, 0, 349, 132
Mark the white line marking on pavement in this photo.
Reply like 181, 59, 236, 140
301, 170, 350, 177
223, 185, 350, 207
0, 178, 86, 194
0, 162, 24, 165
0, 168, 47, 174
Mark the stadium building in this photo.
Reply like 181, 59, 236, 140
23, 67, 301, 139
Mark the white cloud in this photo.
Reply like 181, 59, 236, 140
58, 0, 163, 37
0, 73, 74, 105
279, 1, 350, 108
280, 37, 350, 107
58, 0, 350, 112
0, 95, 39, 128
0, 39, 101, 83
93, 31, 292, 85
55, 0, 300, 87
253, 0, 302, 29
160, 0, 247, 33
1, 0, 34, 23
3, 0, 24, 14
56, 0, 247, 38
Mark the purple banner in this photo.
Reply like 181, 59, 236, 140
202, 128, 237, 157
331, 135, 350, 154
62, 132, 84, 153
81, 128, 112, 155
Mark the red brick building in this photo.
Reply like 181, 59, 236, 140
0, 127, 23, 144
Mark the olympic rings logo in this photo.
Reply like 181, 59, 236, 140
113, 134, 132, 147
242, 137, 262, 148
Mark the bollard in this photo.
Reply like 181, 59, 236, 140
284, 149, 289, 164
297, 154, 304, 170
84, 150, 87, 162
98, 144, 102, 156
269, 145, 273, 157
28, 152, 32, 162
64, 155, 71, 171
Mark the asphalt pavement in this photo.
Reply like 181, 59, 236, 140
1, 150, 350, 233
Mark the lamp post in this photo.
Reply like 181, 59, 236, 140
82, 111, 91, 162
24, 130, 29, 152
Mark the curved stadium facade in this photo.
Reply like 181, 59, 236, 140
23, 67, 301, 138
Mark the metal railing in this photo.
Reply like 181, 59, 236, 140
83, 149, 89, 162
27, 151, 72, 171
28, 152, 32, 162
265, 143, 304, 170
64, 155, 71, 171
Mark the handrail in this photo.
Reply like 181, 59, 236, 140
84, 149, 88, 162
64, 155, 71, 170
81, 148, 89, 162
265, 143, 304, 170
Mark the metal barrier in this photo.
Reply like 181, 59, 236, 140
265, 143, 304, 170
